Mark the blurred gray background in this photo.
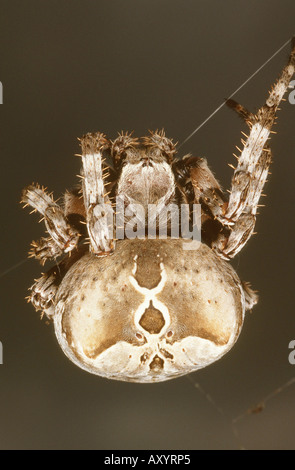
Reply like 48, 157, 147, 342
0, 0, 295, 450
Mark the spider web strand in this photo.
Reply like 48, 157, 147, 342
178, 36, 294, 149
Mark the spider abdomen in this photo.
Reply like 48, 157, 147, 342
54, 239, 245, 383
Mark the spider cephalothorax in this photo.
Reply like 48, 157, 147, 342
113, 132, 178, 224
21, 41, 295, 382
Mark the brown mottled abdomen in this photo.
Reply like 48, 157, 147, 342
54, 239, 245, 382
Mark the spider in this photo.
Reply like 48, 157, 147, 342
21, 41, 295, 383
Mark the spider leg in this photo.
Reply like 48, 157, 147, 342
28, 269, 59, 318
142, 129, 177, 162
173, 155, 227, 246
29, 236, 63, 265
28, 245, 88, 318
213, 39, 295, 259
63, 187, 86, 219
111, 131, 139, 168
79, 132, 115, 255
21, 184, 80, 263
212, 146, 272, 259
242, 281, 258, 311
173, 155, 226, 214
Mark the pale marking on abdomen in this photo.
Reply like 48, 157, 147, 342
129, 260, 171, 334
